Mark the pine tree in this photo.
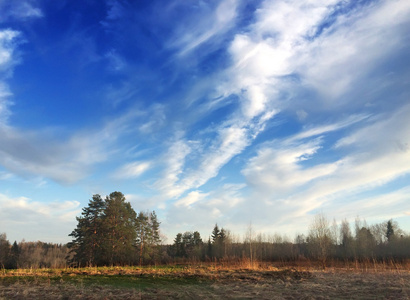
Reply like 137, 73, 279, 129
68, 192, 139, 266
149, 211, 161, 263
102, 192, 137, 266
135, 211, 150, 265
149, 211, 161, 246
68, 194, 105, 266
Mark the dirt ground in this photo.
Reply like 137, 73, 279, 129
1, 268, 409, 299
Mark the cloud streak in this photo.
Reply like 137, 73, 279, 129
171, 0, 238, 57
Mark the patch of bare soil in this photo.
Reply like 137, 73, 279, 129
1, 268, 409, 299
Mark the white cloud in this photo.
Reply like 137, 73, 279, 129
253, 0, 339, 40
240, 103, 410, 232
218, 0, 341, 121
153, 0, 407, 203
113, 161, 151, 179
290, 114, 370, 142
217, 0, 410, 125
0, 29, 21, 124
153, 124, 251, 201
298, 0, 410, 100
0, 30, 20, 71
0, 1, 42, 22
172, 0, 238, 56
154, 138, 191, 198
0, 82, 12, 124
139, 104, 166, 134
125, 193, 164, 212
323, 186, 410, 222
335, 105, 410, 155
0, 193, 80, 243
0, 115, 134, 184
175, 190, 209, 208
182, 126, 249, 189
243, 138, 339, 195
0, 170, 13, 180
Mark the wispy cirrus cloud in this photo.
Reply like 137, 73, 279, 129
153, 137, 192, 198
147, 0, 410, 208
240, 103, 410, 232
170, 0, 239, 57
154, 1, 346, 202
113, 161, 151, 179
175, 190, 209, 208
298, 0, 410, 102
0, 110, 146, 184
0, 1, 43, 22
0, 29, 21, 124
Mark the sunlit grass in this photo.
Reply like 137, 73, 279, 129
1, 262, 409, 299
1, 259, 409, 279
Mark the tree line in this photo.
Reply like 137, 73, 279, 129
0, 193, 409, 269
0, 234, 69, 269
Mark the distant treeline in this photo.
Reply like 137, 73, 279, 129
1, 193, 409, 269
0, 235, 69, 269
165, 216, 410, 268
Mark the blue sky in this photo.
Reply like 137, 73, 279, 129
1, 0, 409, 243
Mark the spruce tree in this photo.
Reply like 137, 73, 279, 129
10, 241, 19, 269
211, 224, 220, 244
386, 219, 395, 242
173, 233, 184, 257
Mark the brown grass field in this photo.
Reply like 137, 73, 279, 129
1, 262, 409, 299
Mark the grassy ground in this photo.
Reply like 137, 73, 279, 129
1, 264, 409, 299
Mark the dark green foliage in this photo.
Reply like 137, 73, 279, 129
68, 192, 161, 267
173, 233, 184, 257
386, 219, 395, 242
211, 224, 220, 244
210, 224, 227, 259
68, 194, 106, 266
102, 192, 137, 266
170, 231, 204, 260
193, 231, 203, 246
9, 241, 19, 269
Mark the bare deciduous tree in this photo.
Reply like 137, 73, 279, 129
308, 213, 332, 269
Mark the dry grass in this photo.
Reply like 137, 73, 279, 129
1, 262, 409, 299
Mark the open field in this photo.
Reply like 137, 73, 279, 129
1, 264, 409, 299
